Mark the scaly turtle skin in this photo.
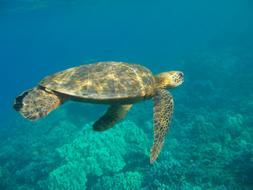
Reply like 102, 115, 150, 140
13, 61, 184, 163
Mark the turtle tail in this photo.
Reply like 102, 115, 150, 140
13, 87, 64, 120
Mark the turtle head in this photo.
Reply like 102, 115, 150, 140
155, 71, 184, 89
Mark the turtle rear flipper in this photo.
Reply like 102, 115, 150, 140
13, 87, 64, 120
93, 104, 132, 131
150, 89, 174, 163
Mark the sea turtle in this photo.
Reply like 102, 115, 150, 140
13, 61, 184, 163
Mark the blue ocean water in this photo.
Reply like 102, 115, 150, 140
0, 0, 253, 189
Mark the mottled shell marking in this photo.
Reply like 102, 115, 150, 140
39, 62, 155, 100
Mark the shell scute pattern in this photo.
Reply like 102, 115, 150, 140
40, 62, 155, 100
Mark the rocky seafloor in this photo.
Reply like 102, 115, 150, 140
0, 49, 252, 190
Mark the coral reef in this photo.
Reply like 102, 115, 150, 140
48, 164, 87, 190
47, 121, 148, 189
93, 172, 143, 190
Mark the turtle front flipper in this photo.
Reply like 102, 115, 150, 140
13, 87, 65, 120
93, 104, 132, 131
150, 89, 174, 163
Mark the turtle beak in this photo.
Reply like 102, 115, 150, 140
178, 72, 184, 83
174, 71, 184, 86
179, 72, 184, 78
